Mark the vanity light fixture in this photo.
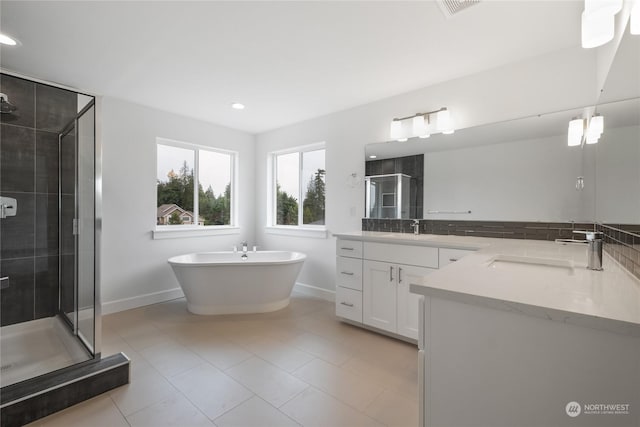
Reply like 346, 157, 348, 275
568, 118, 585, 147
567, 114, 604, 146
581, 0, 623, 48
389, 107, 454, 141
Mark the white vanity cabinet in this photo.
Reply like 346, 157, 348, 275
335, 240, 364, 322
363, 260, 433, 339
336, 236, 471, 341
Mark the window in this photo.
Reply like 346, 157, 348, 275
272, 144, 325, 227
156, 138, 236, 229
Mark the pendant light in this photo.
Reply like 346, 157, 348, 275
568, 118, 585, 147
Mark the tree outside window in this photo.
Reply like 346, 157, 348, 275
156, 141, 236, 227
274, 147, 325, 226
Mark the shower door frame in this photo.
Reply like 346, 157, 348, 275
57, 97, 102, 358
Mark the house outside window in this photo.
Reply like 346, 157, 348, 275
156, 138, 236, 229
270, 143, 326, 228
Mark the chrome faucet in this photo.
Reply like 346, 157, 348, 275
411, 219, 420, 236
572, 230, 604, 271
241, 241, 248, 254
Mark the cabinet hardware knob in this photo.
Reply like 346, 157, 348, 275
340, 302, 354, 307
340, 247, 354, 251
340, 271, 354, 276
398, 267, 403, 283
390, 266, 394, 282
449, 258, 458, 262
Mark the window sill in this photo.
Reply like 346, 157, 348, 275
153, 226, 240, 240
265, 226, 328, 239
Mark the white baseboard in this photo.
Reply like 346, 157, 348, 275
102, 288, 184, 315
103, 283, 333, 315
293, 282, 335, 302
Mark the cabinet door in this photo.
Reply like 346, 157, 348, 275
363, 260, 397, 333
397, 265, 434, 339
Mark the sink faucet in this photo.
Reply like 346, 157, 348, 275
572, 231, 604, 271
241, 241, 248, 254
411, 219, 420, 236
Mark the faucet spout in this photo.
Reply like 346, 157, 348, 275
572, 231, 604, 270
411, 219, 420, 236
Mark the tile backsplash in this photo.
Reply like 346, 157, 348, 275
362, 218, 595, 241
361, 218, 640, 281
599, 224, 640, 281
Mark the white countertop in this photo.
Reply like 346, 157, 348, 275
334, 231, 640, 336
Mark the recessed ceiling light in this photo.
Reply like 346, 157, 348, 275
231, 103, 245, 110
0, 33, 18, 46
369, 155, 377, 159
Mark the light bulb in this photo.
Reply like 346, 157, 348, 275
632, 0, 640, 35
390, 120, 403, 140
436, 109, 454, 134
589, 115, 604, 136
412, 115, 428, 138
581, 10, 615, 48
0, 33, 17, 46
568, 118, 584, 147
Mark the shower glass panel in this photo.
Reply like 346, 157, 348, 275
59, 103, 96, 353
76, 104, 95, 352
365, 173, 411, 219
60, 125, 76, 330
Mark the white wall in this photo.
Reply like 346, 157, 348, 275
595, 125, 640, 224
423, 134, 596, 223
255, 47, 598, 293
101, 98, 255, 313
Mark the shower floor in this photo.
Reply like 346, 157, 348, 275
0, 316, 91, 387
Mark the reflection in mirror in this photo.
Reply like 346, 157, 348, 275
365, 97, 638, 223
365, 155, 423, 218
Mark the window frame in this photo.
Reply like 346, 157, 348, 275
267, 142, 327, 238
154, 137, 239, 239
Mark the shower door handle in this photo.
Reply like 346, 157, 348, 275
0, 277, 8, 290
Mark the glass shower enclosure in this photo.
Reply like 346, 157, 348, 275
0, 73, 100, 388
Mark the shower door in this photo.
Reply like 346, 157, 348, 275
59, 101, 96, 354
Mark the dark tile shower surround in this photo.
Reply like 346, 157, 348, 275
0, 73, 78, 326
362, 219, 640, 281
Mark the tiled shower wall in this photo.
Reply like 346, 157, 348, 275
0, 73, 77, 326
362, 218, 640, 280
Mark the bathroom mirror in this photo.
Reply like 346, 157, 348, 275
365, 35, 639, 224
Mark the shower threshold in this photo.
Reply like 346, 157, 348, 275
0, 316, 91, 387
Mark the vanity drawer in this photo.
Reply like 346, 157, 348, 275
439, 248, 475, 268
336, 257, 363, 291
363, 242, 438, 268
336, 287, 362, 323
337, 239, 363, 258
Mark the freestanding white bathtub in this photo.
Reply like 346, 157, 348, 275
168, 251, 306, 315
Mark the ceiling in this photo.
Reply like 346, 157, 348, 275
0, 1, 583, 134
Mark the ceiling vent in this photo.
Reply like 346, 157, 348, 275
437, 0, 481, 18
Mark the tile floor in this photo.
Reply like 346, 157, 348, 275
27, 292, 419, 427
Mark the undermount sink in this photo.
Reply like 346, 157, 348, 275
487, 254, 575, 276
